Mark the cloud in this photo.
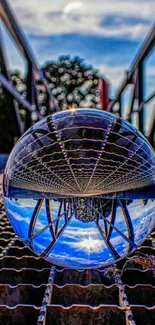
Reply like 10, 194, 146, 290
97, 63, 128, 89
8, 0, 154, 39
64, 1, 83, 14
47, 250, 114, 268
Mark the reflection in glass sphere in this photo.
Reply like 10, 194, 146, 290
3, 109, 155, 268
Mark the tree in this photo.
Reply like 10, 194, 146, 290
42, 55, 100, 110
10, 56, 100, 114
0, 56, 100, 152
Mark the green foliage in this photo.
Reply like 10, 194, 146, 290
43, 55, 100, 110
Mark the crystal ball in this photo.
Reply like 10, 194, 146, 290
3, 109, 155, 268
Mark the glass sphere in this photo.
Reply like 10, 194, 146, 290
3, 109, 155, 268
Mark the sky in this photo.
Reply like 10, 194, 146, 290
4, 197, 155, 268
1, 0, 155, 99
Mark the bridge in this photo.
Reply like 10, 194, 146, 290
0, 0, 155, 149
0, 0, 155, 325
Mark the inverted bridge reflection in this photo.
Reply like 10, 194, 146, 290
4, 197, 155, 268
3, 109, 155, 268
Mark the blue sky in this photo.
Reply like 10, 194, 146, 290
4, 197, 155, 268
1, 0, 155, 99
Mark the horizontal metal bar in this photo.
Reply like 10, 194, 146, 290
145, 90, 155, 104
128, 91, 155, 116
0, 72, 33, 112
0, 72, 43, 120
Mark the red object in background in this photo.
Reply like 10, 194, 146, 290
99, 79, 110, 111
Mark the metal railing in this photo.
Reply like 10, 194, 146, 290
0, 0, 57, 137
108, 24, 155, 148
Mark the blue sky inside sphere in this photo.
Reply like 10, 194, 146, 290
4, 197, 155, 268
